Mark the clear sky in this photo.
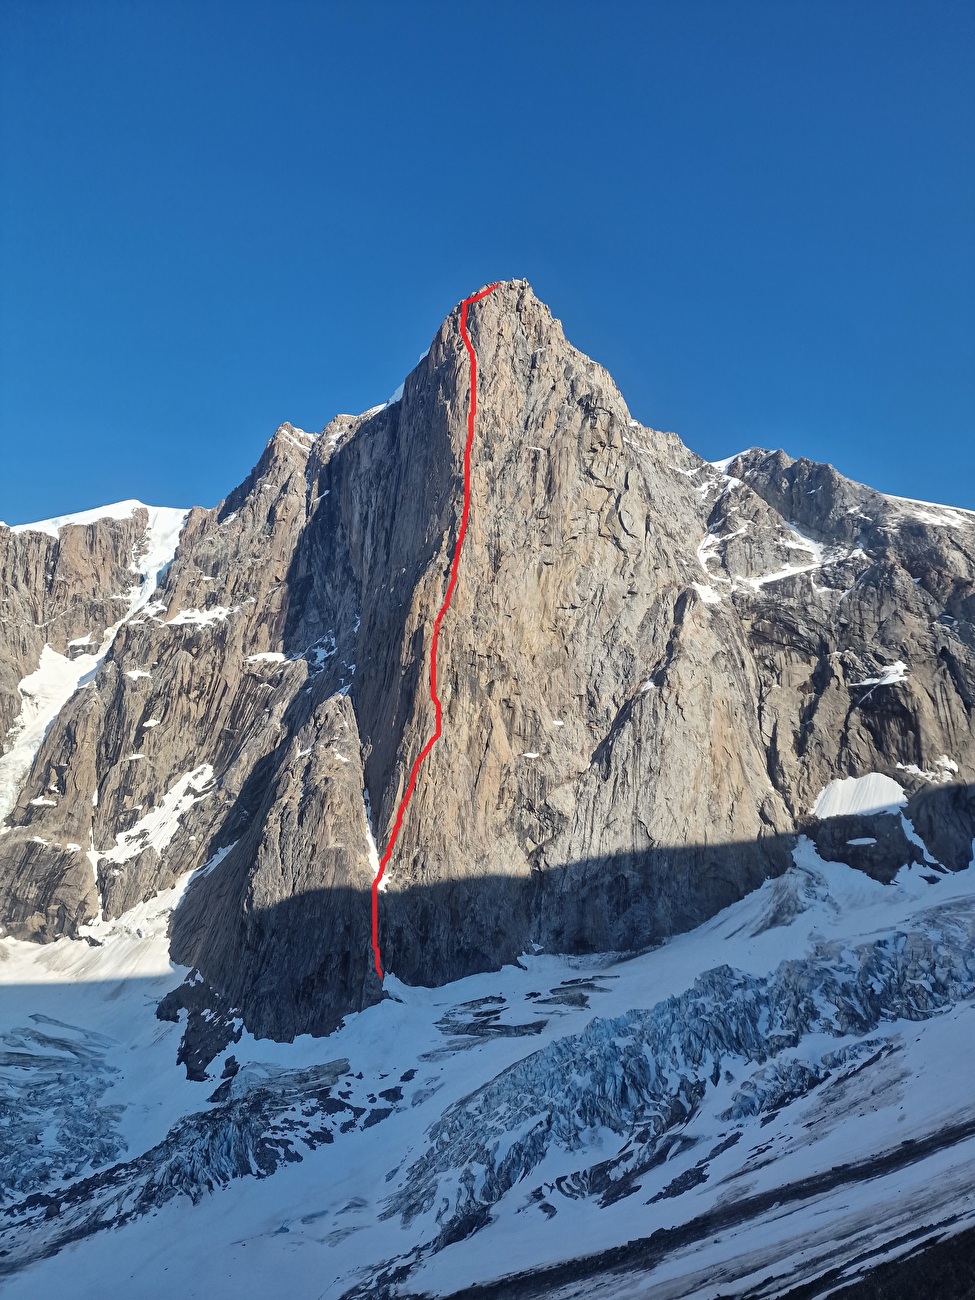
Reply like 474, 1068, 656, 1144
1, 0, 972, 523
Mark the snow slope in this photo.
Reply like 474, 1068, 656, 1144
2, 834, 975, 1298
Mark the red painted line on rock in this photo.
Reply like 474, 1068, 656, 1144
371, 283, 499, 981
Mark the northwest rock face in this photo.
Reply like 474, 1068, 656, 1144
1, 281, 973, 1059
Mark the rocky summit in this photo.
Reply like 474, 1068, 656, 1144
1, 281, 974, 1297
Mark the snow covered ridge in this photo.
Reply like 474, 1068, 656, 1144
709, 454, 975, 523
5, 499, 185, 540
882, 491, 975, 527
0, 503, 188, 823
689, 448, 975, 613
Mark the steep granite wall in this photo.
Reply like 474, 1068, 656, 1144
1, 282, 973, 1061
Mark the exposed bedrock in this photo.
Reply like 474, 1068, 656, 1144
0, 281, 973, 1050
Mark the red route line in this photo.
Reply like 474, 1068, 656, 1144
370, 283, 499, 980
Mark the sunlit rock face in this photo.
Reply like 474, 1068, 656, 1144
2, 283, 975, 1298
1, 281, 974, 1053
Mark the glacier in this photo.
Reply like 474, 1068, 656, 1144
1, 837, 975, 1297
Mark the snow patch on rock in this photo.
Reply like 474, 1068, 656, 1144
92, 765, 214, 869
811, 773, 908, 819
0, 506, 187, 823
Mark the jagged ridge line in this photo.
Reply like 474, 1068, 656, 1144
370, 284, 499, 980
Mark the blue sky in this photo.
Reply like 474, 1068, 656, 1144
1, 0, 972, 522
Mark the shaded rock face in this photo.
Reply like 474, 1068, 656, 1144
1, 281, 974, 1053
